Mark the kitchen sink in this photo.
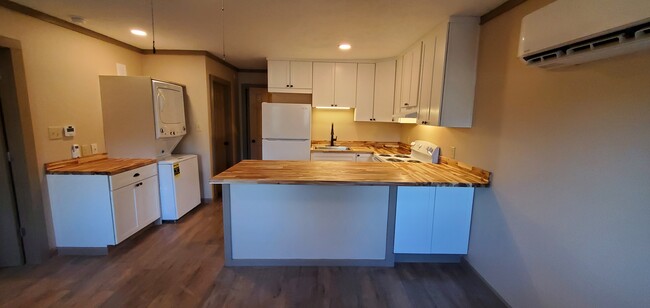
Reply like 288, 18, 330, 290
314, 146, 351, 151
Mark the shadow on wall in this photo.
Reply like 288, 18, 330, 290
466, 187, 543, 306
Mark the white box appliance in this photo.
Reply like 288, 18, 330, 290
158, 154, 201, 220
262, 103, 311, 160
100, 76, 201, 221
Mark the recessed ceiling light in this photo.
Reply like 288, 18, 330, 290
130, 29, 147, 37
338, 43, 351, 50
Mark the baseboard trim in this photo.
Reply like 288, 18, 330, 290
395, 253, 463, 263
226, 258, 394, 267
461, 257, 512, 308
57, 246, 108, 256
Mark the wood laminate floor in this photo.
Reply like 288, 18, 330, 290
0, 201, 506, 308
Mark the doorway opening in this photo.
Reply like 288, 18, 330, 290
0, 37, 49, 265
0, 93, 25, 267
210, 76, 237, 199
241, 84, 269, 160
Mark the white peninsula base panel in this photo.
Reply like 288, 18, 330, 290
225, 184, 395, 266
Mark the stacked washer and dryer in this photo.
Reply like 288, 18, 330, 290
99, 76, 201, 221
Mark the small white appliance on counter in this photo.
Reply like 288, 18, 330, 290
373, 140, 440, 163
261, 102, 311, 160
100, 76, 201, 221
158, 154, 201, 220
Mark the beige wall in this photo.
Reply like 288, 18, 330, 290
142, 55, 238, 200
401, 0, 650, 306
313, 109, 400, 142
0, 7, 143, 248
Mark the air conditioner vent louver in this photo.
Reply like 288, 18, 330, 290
519, 0, 650, 69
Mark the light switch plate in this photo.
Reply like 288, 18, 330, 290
81, 144, 92, 156
48, 127, 63, 140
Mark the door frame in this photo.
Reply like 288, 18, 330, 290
240, 84, 267, 159
208, 75, 235, 199
0, 36, 50, 264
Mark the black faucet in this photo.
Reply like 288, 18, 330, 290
330, 123, 337, 146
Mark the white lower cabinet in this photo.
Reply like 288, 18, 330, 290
394, 186, 474, 254
47, 164, 161, 248
311, 152, 357, 161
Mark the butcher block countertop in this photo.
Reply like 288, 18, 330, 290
45, 154, 157, 175
210, 157, 490, 187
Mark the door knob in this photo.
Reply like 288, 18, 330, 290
251, 140, 256, 143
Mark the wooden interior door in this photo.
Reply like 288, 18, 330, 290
211, 80, 233, 198
248, 87, 268, 160
0, 98, 24, 267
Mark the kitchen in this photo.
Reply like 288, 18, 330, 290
1, 0, 649, 307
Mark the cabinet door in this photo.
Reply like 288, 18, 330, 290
112, 184, 138, 244
310, 152, 356, 161
334, 63, 357, 108
428, 22, 449, 126
394, 187, 435, 253
135, 176, 161, 227
393, 57, 403, 118
355, 153, 373, 162
400, 51, 412, 108
354, 63, 375, 122
312, 62, 335, 107
430, 187, 474, 254
373, 60, 397, 122
408, 42, 423, 108
267, 60, 290, 89
290, 61, 313, 90
438, 20, 479, 128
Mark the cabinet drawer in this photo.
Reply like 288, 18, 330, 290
110, 163, 157, 191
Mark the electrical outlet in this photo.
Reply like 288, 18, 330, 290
449, 146, 456, 159
90, 143, 98, 154
48, 127, 63, 140
81, 144, 92, 156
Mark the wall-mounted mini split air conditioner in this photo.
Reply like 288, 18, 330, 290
518, 0, 650, 68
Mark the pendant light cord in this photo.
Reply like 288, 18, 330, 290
151, 0, 156, 54
221, 0, 226, 60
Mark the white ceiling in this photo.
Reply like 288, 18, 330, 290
14, 0, 507, 69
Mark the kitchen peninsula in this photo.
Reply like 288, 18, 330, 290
210, 158, 490, 267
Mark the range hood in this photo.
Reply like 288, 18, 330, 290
393, 108, 418, 124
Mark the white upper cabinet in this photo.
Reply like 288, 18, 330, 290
398, 41, 423, 109
312, 62, 335, 107
353, 63, 375, 122
354, 60, 396, 123
312, 62, 357, 108
418, 17, 480, 127
267, 60, 313, 94
334, 63, 357, 108
373, 60, 397, 122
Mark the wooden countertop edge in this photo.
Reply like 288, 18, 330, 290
45, 154, 158, 175
208, 178, 488, 187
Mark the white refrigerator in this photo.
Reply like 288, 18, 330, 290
158, 154, 201, 220
262, 103, 311, 160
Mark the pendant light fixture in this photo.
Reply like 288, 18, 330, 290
150, 0, 156, 54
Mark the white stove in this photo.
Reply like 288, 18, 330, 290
372, 140, 440, 164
